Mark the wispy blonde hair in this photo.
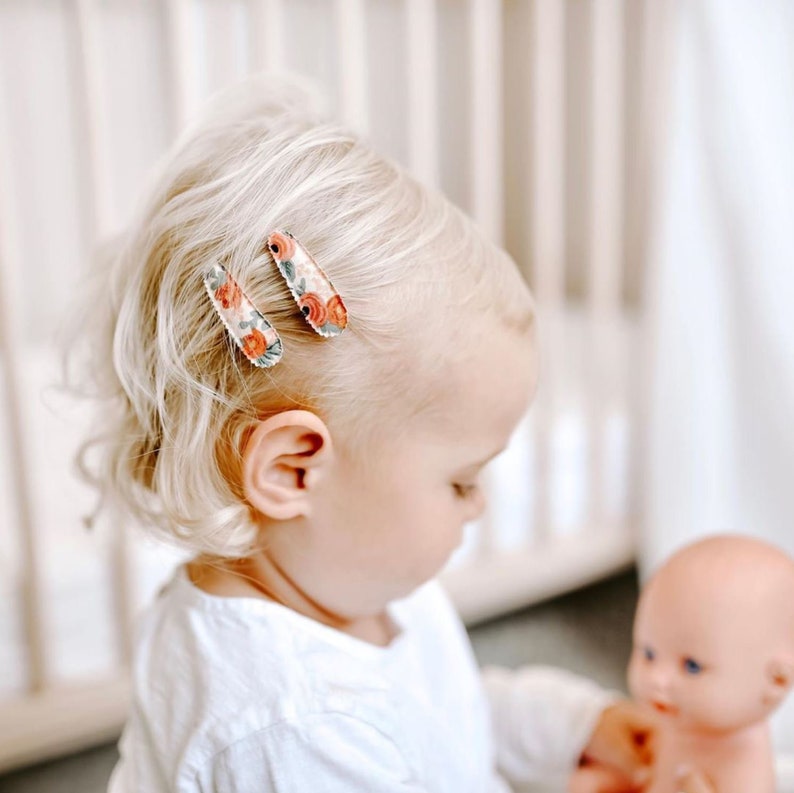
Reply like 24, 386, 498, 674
64, 75, 534, 556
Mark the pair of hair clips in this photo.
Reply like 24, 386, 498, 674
204, 230, 348, 368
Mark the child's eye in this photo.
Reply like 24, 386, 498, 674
683, 657, 703, 675
452, 483, 477, 499
643, 646, 655, 662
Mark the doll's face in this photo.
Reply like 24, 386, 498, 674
627, 549, 794, 734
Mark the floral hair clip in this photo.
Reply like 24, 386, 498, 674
203, 230, 347, 369
204, 262, 284, 368
266, 230, 347, 337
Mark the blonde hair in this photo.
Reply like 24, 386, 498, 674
64, 75, 534, 556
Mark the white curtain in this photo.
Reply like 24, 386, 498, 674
642, 0, 794, 758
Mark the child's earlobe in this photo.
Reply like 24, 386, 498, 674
241, 410, 332, 520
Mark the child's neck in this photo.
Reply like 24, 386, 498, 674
187, 553, 398, 648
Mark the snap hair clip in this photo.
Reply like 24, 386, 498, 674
204, 230, 347, 368
266, 230, 348, 337
203, 262, 284, 368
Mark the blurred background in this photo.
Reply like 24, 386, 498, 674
0, 0, 792, 788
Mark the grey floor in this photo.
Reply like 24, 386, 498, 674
0, 570, 639, 793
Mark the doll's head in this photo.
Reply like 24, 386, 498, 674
628, 534, 794, 734
69, 77, 536, 611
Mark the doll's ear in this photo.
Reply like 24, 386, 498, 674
764, 658, 794, 706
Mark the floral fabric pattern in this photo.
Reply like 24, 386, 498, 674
203, 262, 283, 368
204, 230, 347, 369
266, 230, 348, 336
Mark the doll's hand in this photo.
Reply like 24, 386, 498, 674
579, 700, 655, 790
569, 759, 642, 793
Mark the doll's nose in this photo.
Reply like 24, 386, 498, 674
648, 666, 673, 695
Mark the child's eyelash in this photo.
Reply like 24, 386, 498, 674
452, 483, 478, 499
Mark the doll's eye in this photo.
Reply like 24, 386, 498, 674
683, 657, 703, 675
643, 646, 655, 662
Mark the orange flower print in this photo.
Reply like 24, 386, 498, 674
326, 294, 348, 329
267, 231, 296, 262
215, 278, 242, 310
242, 328, 268, 359
298, 292, 328, 327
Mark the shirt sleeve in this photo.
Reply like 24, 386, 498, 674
480, 664, 617, 787
195, 711, 429, 793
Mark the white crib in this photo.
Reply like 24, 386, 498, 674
0, 0, 662, 776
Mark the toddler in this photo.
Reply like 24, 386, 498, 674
70, 77, 655, 792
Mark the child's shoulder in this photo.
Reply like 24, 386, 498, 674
132, 568, 462, 727
116, 570, 483, 789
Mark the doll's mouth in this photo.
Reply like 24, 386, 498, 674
651, 699, 679, 716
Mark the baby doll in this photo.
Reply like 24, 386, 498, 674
627, 534, 794, 793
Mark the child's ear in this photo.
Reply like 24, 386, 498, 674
241, 410, 332, 520
763, 658, 794, 706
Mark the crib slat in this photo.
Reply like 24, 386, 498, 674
0, 99, 46, 692
249, 0, 286, 72
165, 0, 199, 135
587, 0, 625, 529
529, 0, 566, 543
589, 0, 624, 317
467, 0, 504, 554
626, 0, 674, 529
405, 0, 439, 186
202, 1, 242, 93
335, 0, 368, 133
72, 0, 136, 665
110, 505, 134, 666
73, 0, 113, 238
469, 0, 503, 244
530, 0, 565, 307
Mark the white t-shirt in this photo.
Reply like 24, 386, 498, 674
108, 567, 612, 792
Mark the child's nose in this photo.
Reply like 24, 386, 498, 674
466, 489, 486, 521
